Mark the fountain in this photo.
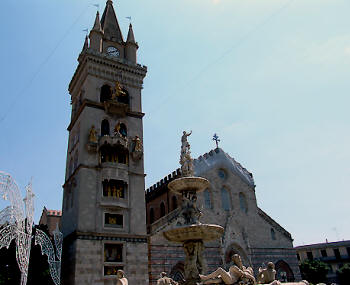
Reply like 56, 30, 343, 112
163, 131, 224, 285
161, 133, 310, 285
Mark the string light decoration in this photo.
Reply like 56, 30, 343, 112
35, 227, 62, 285
0, 171, 62, 285
0, 172, 34, 285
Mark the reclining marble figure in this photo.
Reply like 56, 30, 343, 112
199, 254, 256, 285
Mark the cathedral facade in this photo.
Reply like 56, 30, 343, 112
60, 1, 300, 284
146, 148, 301, 284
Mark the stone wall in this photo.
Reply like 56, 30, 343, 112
62, 237, 148, 285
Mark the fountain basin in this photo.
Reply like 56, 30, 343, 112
168, 177, 210, 194
163, 224, 224, 243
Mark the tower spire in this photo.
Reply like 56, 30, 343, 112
101, 0, 124, 42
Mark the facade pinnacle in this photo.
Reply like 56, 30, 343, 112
126, 23, 136, 44
92, 11, 103, 33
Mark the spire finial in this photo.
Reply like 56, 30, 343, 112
212, 133, 220, 149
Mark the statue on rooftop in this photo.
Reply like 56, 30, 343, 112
199, 254, 256, 285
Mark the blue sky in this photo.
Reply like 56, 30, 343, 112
0, 0, 349, 246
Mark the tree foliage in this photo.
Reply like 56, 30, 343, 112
337, 263, 350, 285
299, 259, 329, 284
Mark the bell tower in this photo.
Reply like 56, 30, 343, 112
61, 1, 148, 284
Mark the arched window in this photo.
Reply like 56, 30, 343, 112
117, 88, 129, 105
101, 119, 110, 136
100, 84, 112, 102
119, 123, 127, 137
114, 122, 127, 137
171, 196, 178, 211
271, 228, 276, 240
160, 202, 166, 217
149, 208, 155, 224
221, 187, 231, 211
204, 189, 212, 209
239, 192, 248, 213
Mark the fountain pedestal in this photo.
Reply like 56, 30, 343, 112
163, 176, 224, 285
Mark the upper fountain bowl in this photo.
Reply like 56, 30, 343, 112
163, 224, 224, 243
168, 176, 210, 195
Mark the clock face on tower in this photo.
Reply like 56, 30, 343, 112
106, 46, 120, 57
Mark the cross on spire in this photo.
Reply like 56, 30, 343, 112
212, 133, 220, 149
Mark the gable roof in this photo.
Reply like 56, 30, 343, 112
193, 148, 255, 188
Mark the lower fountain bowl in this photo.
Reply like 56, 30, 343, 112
163, 224, 224, 243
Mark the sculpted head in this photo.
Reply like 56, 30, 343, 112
267, 262, 275, 270
160, 272, 167, 278
117, 270, 125, 278
232, 254, 243, 267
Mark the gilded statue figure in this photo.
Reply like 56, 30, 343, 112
133, 136, 143, 152
88, 125, 98, 143
116, 270, 128, 285
156, 272, 178, 285
199, 254, 256, 285
111, 81, 126, 100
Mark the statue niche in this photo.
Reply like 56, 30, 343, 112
103, 81, 130, 116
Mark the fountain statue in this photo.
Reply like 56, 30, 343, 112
200, 254, 256, 285
163, 131, 224, 285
